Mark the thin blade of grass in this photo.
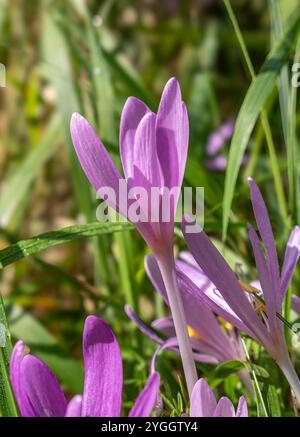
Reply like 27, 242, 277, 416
41, 11, 93, 218
270, 1, 300, 223
42, 10, 113, 290
0, 222, 133, 269
269, 0, 291, 145
287, 38, 300, 223
267, 384, 282, 417
0, 296, 18, 417
241, 338, 268, 417
222, 2, 300, 240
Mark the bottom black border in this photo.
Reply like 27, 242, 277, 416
0, 417, 297, 433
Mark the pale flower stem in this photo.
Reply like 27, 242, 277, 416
156, 253, 198, 398
280, 356, 300, 406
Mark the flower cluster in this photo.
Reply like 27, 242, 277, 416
10, 78, 300, 417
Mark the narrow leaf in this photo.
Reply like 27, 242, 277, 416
222, 13, 300, 239
0, 222, 133, 269
267, 385, 282, 417
0, 296, 18, 416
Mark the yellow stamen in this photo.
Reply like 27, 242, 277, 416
217, 316, 234, 330
239, 279, 260, 295
188, 326, 204, 341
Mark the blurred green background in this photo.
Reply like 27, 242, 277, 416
0, 0, 300, 416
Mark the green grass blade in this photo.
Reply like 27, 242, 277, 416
269, 0, 291, 145
114, 231, 138, 311
223, 0, 288, 230
284, 39, 300, 334
0, 222, 133, 269
269, 0, 300, 222
222, 9, 300, 240
287, 38, 300, 223
241, 339, 268, 417
267, 384, 282, 417
42, 10, 114, 290
41, 11, 93, 218
86, 22, 115, 142
0, 296, 18, 416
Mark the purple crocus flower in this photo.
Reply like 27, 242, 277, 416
205, 120, 234, 171
181, 177, 300, 403
70, 78, 197, 396
206, 120, 234, 157
205, 156, 228, 172
10, 316, 159, 417
190, 379, 248, 417
205, 119, 248, 172
70, 77, 187, 256
125, 254, 252, 392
